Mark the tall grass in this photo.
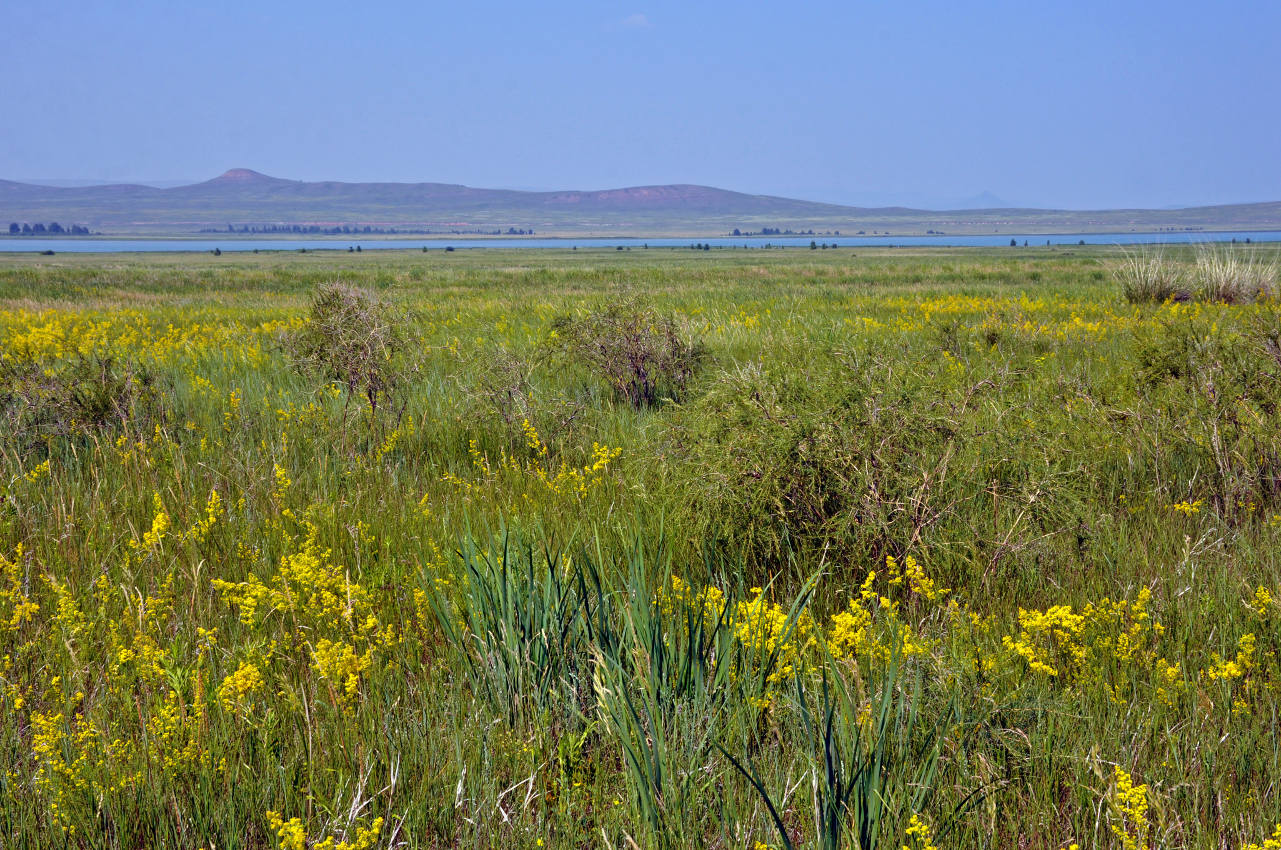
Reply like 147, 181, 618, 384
1, 246, 1280, 847
1113, 246, 1184, 303
1194, 243, 1278, 303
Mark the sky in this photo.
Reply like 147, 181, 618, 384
2, 0, 1278, 210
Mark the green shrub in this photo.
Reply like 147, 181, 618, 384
0, 352, 171, 457
552, 302, 705, 408
466, 343, 586, 453
660, 352, 957, 580
1134, 313, 1281, 516
286, 282, 416, 434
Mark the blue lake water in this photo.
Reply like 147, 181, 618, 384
2, 231, 1280, 253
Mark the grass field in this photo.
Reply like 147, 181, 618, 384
2, 246, 1280, 849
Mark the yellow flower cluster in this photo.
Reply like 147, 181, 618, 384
657, 555, 949, 692
217, 661, 265, 714
999, 588, 1170, 699
214, 523, 371, 629
445, 421, 623, 505
734, 587, 819, 684
1, 307, 291, 368
265, 811, 384, 850
1, 545, 39, 635
1108, 766, 1149, 850
1243, 823, 1281, 850
1206, 632, 1256, 681
312, 638, 373, 707
901, 813, 938, 850
212, 519, 391, 715
885, 553, 950, 603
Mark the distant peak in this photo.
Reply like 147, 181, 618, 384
212, 168, 276, 183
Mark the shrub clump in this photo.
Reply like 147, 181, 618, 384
1134, 312, 1281, 516
0, 353, 171, 457
659, 351, 958, 578
287, 282, 415, 430
552, 302, 704, 408
466, 344, 585, 452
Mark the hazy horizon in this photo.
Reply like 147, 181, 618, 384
3, 0, 1279, 211
2, 169, 1275, 214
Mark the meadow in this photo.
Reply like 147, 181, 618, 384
1, 244, 1280, 849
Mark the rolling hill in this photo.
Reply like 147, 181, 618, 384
2, 169, 1280, 236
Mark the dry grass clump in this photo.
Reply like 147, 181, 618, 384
1113, 247, 1185, 304
1194, 245, 1278, 304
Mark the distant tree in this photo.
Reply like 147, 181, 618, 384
1009, 238, 1017, 247
356, 245, 362, 252
32, 223, 46, 234
48, 222, 63, 234
1079, 239, 1085, 245
7, 223, 17, 235
22, 224, 32, 235
349, 246, 355, 253
213, 247, 221, 256
732, 228, 741, 236
810, 240, 818, 250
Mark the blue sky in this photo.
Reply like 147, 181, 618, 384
2, 0, 1277, 209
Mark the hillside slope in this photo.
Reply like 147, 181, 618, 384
2, 169, 1279, 235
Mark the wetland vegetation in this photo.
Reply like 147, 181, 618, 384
2, 246, 1280, 848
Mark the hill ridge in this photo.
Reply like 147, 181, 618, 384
2, 170, 1280, 236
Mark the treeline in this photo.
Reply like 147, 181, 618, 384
7, 222, 92, 235
200, 224, 536, 236
730, 227, 839, 236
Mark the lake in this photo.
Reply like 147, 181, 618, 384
2, 231, 1280, 253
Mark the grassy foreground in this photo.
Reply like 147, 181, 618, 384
2, 246, 1280, 849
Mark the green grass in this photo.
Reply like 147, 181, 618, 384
1, 246, 1280, 849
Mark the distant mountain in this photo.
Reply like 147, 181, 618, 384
2, 169, 1280, 236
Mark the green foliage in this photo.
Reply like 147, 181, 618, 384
663, 351, 961, 581
552, 301, 705, 408
464, 343, 586, 453
287, 281, 415, 434
725, 654, 957, 850
1134, 309, 1281, 517
3, 246, 1281, 848
0, 351, 171, 458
